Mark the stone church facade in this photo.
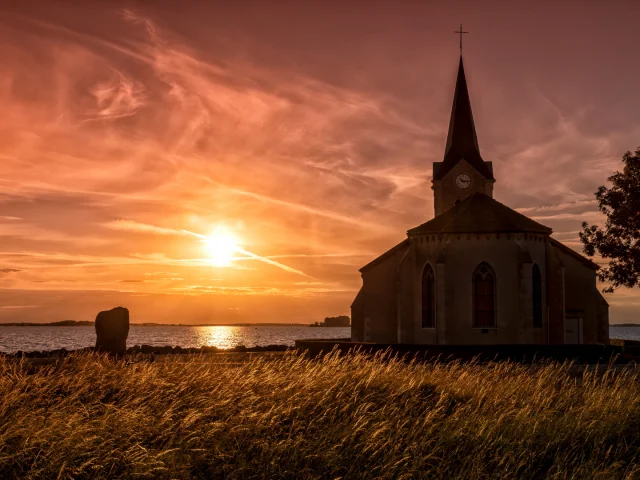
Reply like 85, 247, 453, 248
351, 57, 609, 345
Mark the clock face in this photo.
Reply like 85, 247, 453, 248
455, 173, 471, 189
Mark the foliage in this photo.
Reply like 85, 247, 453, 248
323, 316, 350, 327
310, 316, 351, 327
2, 352, 640, 479
580, 147, 640, 292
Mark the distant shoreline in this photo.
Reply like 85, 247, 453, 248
0, 320, 630, 327
0, 320, 343, 327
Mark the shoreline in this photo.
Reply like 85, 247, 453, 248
2, 336, 637, 359
0, 322, 331, 327
0, 344, 292, 358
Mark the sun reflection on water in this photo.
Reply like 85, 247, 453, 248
0, 325, 353, 352
197, 326, 240, 349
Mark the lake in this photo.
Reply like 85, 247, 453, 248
607, 326, 640, 342
0, 325, 351, 353
0, 325, 637, 353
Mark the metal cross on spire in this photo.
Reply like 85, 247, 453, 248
454, 24, 469, 54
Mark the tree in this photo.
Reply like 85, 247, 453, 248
580, 147, 640, 292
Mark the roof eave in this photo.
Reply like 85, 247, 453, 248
408, 227, 552, 236
359, 239, 410, 273
549, 238, 599, 270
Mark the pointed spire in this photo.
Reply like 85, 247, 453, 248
434, 57, 494, 180
445, 57, 479, 156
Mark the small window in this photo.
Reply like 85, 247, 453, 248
473, 262, 496, 328
532, 264, 542, 328
422, 264, 436, 328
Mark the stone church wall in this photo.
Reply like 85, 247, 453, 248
353, 235, 606, 346
409, 233, 549, 345
352, 241, 410, 343
397, 247, 416, 343
596, 292, 609, 344
517, 235, 549, 344
553, 245, 604, 345
408, 236, 441, 344
350, 289, 365, 342
545, 241, 566, 344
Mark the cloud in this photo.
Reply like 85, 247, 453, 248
104, 219, 186, 236
530, 211, 603, 222
515, 200, 597, 214
0, 3, 638, 323
224, 187, 390, 231
86, 70, 146, 121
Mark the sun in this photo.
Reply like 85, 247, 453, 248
204, 227, 240, 267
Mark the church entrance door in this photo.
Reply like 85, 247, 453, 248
564, 317, 583, 344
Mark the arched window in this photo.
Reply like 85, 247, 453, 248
532, 264, 542, 328
422, 264, 436, 328
473, 262, 496, 328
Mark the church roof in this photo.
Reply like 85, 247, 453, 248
433, 57, 494, 181
407, 192, 553, 235
359, 239, 410, 273
549, 237, 599, 270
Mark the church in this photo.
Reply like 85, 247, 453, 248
350, 57, 609, 346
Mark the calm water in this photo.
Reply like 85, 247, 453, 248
0, 325, 635, 353
0, 325, 351, 353
608, 326, 640, 341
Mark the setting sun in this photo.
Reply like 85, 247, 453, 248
204, 227, 240, 267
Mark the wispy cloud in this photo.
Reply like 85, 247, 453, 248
0, 3, 638, 323
86, 70, 146, 121
530, 211, 603, 222
104, 219, 186, 236
0, 268, 21, 273
516, 200, 597, 214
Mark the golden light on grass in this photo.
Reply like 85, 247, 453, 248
2, 353, 640, 478
204, 226, 240, 267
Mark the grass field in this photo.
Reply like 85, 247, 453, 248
1, 351, 640, 479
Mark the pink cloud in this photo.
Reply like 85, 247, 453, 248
0, 2, 638, 323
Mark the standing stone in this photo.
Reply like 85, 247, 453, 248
95, 307, 130, 355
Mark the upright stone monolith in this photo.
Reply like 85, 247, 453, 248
95, 306, 129, 355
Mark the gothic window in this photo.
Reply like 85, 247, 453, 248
473, 262, 496, 328
422, 264, 436, 328
532, 264, 543, 328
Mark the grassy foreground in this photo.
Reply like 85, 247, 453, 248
1, 352, 640, 479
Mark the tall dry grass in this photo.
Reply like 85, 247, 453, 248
1, 351, 640, 479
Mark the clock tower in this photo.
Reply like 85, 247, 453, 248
432, 57, 495, 216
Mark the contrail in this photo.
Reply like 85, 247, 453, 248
179, 229, 311, 277
235, 247, 311, 277
104, 221, 312, 276
179, 229, 207, 239
221, 186, 389, 231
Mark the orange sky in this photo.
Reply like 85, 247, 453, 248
0, 1, 639, 324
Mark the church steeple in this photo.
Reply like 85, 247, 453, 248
434, 57, 494, 181
444, 57, 479, 159
431, 56, 495, 216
